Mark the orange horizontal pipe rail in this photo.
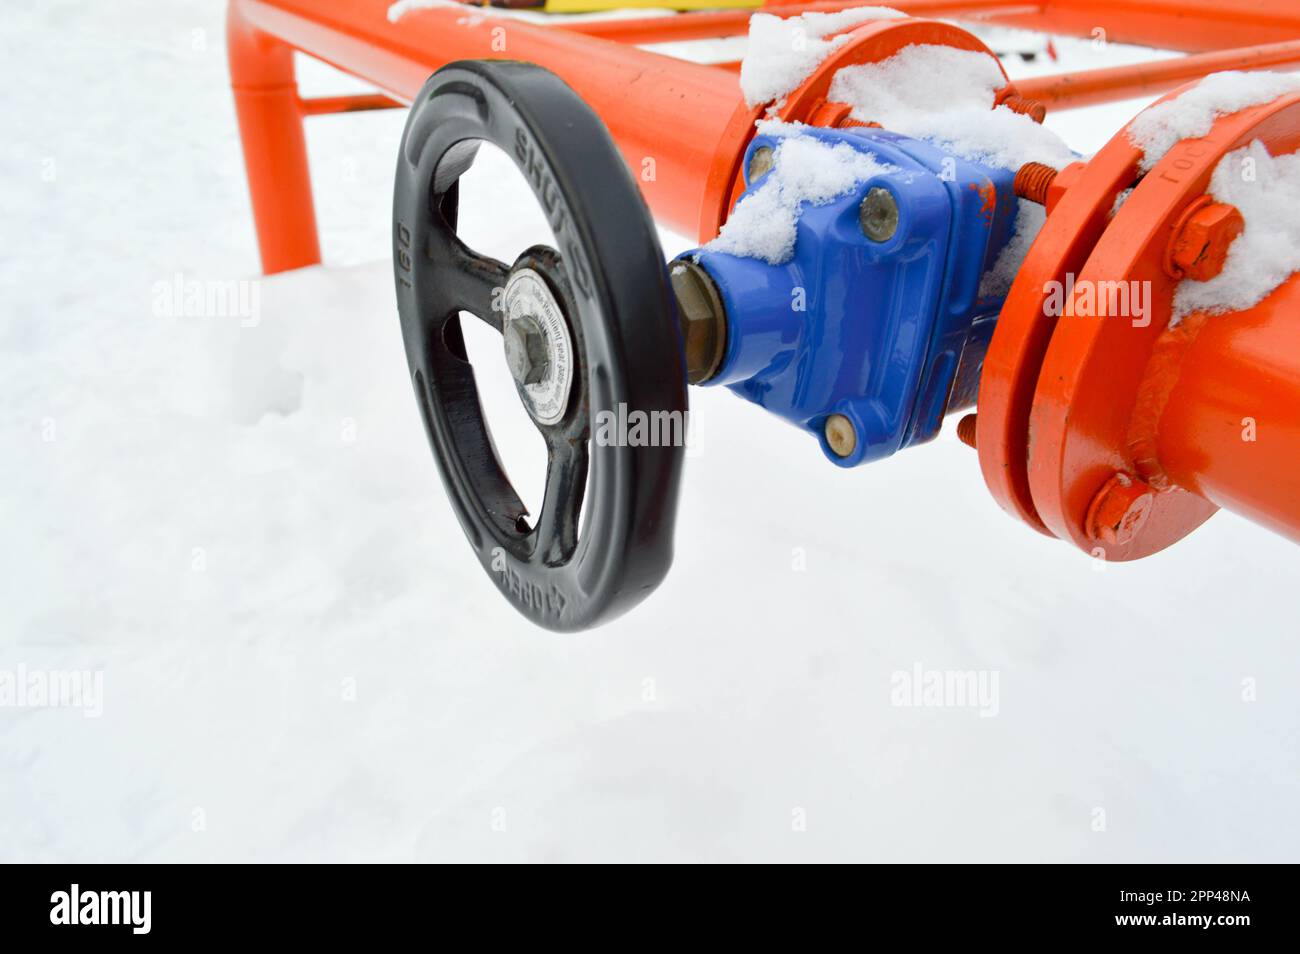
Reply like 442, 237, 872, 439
566, 0, 1300, 51
299, 92, 403, 115
969, 0, 1300, 53
561, 0, 1033, 43
1018, 39, 1300, 109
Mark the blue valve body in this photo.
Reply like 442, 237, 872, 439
683, 126, 1021, 466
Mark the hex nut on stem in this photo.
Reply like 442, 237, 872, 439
669, 260, 728, 384
503, 314, 549, 385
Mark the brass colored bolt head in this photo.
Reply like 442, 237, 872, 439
825, 414, 857, 458
859, 187, 899, 242
747, 145, 775, 183
669, 261, 727, 385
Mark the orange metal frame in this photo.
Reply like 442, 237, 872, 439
228, 0, 1300, 272
228, 0, 1300, 553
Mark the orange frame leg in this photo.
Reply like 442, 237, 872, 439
228, 3, 321, 274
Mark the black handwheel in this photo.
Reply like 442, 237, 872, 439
393, 61, 688, 632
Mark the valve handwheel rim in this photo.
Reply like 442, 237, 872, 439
393, 60, 689, 631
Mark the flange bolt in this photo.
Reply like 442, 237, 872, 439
1001, 94, 1047, 124
1166, 198, 1245, 281
1014, 162, 1058, 205
1085, 473, 1155, 546
957, 413, 978, 449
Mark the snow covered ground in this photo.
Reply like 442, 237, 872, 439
3, 1, 1299, 862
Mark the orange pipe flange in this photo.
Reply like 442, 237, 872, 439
1025, 89, 1300, 558
767, 17, 1011, 128
976, 113, 1144, 535
711, 18, 1015, 231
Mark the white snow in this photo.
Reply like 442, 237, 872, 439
1173, 140, 1300, 321
821, 44, 1075, 294
739, 6, 906, 109
1127, 70, 1300, 173
388, 0, 459, 21
705, 131, 896, 263
978, 199, 1046, 299
1111, 186, 1134, 217
4, 1, 1300, 863
828, 44, 1077, 171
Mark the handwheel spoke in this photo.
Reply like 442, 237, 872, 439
534, 435, 589, 566
426, 230, 508, 331
451, 244, 509, 331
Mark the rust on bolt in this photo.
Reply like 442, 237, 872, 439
1085, 473, 1155, 546
996, 90, 1047, 124
1166, 198, 1245, 282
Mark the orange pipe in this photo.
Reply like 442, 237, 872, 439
572, 0, 1300, 50
981, 0, 1300, 53
561, 0, 1036, 43
299, 92, 403, 115
229, 0, 750, 246
1018, 39, 1300, 110
1158, 277, 1300, 543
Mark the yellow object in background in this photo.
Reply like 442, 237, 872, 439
544, 0, 762, 11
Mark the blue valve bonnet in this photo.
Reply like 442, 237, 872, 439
682, 125, 1022, 466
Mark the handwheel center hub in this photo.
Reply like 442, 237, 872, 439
503, 314, 549, 385
502, 267, 574, 425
